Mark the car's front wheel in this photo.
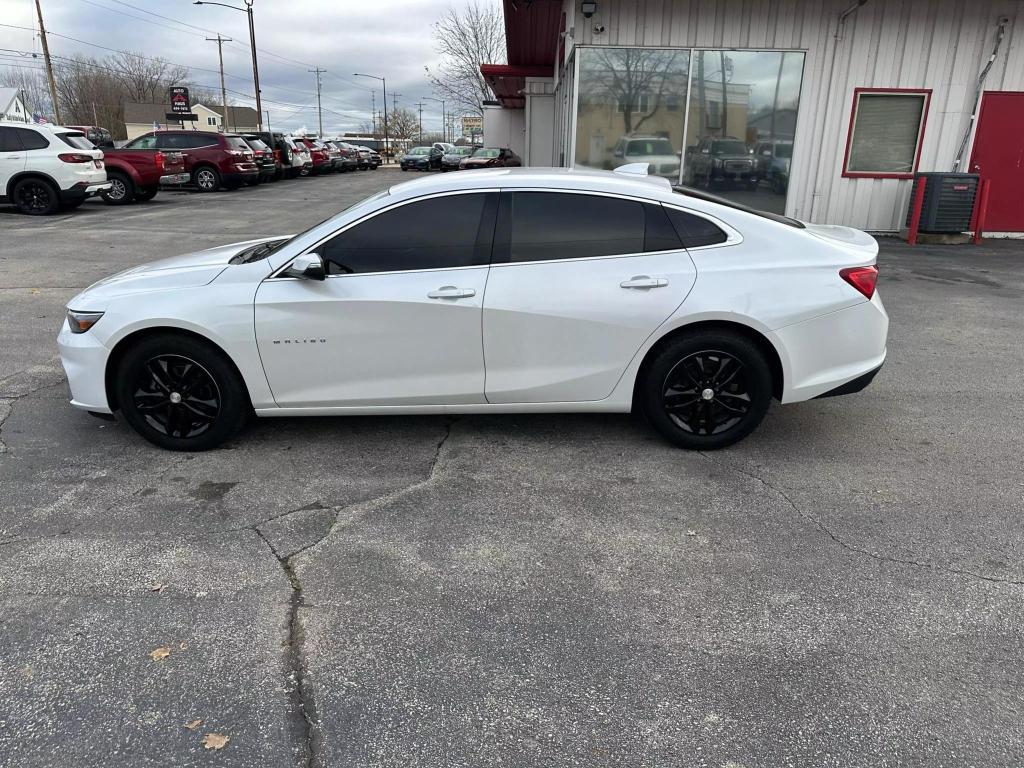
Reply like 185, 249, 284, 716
115, 333, 249, 451
641, 330, 773, 450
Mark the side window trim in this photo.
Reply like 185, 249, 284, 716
270, 189, 500, 279
659, 202, 743, 251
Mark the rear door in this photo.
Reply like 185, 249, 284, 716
255, 191, 498, 408
482, 190, 697, 404
0, 127, 27, 192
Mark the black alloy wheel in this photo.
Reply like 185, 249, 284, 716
115, 334, 248, 451
131, 355, 221, 439
642, 331, 772, 450
13, 178, 59, 215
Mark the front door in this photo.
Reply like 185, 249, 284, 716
969, 91, 1024, 233
0, 127, 28, 192
255, 191, 496, 408
483, 191, 697, 404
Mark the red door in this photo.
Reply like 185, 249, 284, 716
969, 92, 1024, 232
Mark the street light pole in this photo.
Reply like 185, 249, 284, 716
194, 0, 263, 130
423, 96, 446, 143
354, 73, 388, 163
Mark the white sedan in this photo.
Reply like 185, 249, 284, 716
57, 165, 888, 451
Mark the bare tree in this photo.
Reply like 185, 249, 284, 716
586, 48, 685, 134
425, 0, 505, 118
110, 51, 190, 103
0, 66, 53, 118
387, 108, 420, 141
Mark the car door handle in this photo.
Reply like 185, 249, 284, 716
620, 276, 669, 289
427, 286, 476, 299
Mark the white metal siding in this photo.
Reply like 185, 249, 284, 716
557, 0, 1024, 230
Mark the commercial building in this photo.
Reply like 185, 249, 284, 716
481, 0, 1024, 234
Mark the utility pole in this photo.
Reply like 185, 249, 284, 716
309, 67, 326, 137
34, 0, 61, 124
415, 101, 424, 142
206, 35, 232, 132
370, 92, 376, 137
265, 109, 271, 133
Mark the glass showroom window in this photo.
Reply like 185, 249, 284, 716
842, 89, 931, 179
572, 48, 805, 215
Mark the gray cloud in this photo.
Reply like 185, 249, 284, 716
0, 0, 496, 133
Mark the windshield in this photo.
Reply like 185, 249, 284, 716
627, 139, 675, 156
773, 144, 793, 159
712, 141, 749, 156
455, 147, 474, 156
57, 132, 95, 150
266, 189, 392, 255
473, 148, 500, 158
672, 185, 805, 229
408, 147, 430, 155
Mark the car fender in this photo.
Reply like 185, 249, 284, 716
7, 169, 63, 197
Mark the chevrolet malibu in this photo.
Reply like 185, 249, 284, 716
57, 165, 888, 452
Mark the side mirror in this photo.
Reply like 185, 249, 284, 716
613, 149, 624, 158
284, 253, 325, 281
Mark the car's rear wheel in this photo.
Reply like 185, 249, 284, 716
101, 171, 134, 205
115, 334, 249, 451
12, 177, 59, 215
641, 331, 772, 450
193, 166, 221, 193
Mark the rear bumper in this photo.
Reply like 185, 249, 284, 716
223, 170, 259, 184
60, 181, 112, 202
771, 292, 889, 403
159, 172, 190, 185
814, 364, 883, 399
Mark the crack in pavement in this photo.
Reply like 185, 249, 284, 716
250, 418, 455, 768
0, 379, 66, 455
700, 452, 1024, 587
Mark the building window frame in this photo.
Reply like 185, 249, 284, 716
841, 87, 932, 180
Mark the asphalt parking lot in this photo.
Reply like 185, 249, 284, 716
1, 169, 1023, 767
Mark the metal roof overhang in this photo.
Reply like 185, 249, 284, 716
481, 0, 562, 109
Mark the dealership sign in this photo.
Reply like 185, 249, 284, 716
166, 86, 197, 122
461, 115, 483, 134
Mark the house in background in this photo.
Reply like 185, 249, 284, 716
0, 88, 29, 123
123, 102, 259, 140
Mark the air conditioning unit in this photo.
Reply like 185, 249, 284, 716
905, 173, 979, 233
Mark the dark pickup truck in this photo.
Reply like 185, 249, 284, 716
99, 146, 189, 205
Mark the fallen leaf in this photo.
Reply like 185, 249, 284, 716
150, 583, 167, 593
30, 288, 40, 295
202, 733, 230, 750
179, 641, 188, 651
149, 646, 171, 662
184, 719, 203, 730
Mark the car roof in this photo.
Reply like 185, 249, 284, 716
0, 121, 75, 134
388, 166, 673, 200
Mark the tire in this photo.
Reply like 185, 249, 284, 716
12, 177, 59, 215
192, 166, 221, 193
641, 330, 773, 451
115, 333, 249, 452
101, 171, 135, 205
134, 186, 158, 202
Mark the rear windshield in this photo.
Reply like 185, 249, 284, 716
672, 185, 805, 229
225, 136, 251, 151
57, 132, 95, 150
246, 139, 270, 151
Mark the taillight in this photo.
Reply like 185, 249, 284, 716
840, 265, 878, 299
58, 153, 94, 163
155, 150, 165, 173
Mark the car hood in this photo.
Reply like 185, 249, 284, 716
713, 153, 754, 161
623, 154, 679, 165
67, 236, 284, 308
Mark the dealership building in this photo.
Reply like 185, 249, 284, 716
480, 0, 1024, 234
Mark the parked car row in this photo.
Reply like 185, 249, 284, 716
401, 142, 522, 172
0, 121, 383, 215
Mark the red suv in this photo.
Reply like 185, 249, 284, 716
293, 137, 331, 175
122, 131, 258, 192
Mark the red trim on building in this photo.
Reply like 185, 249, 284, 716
481, 0, 560, 109
481, 64, 553, 109
841, 87, 933, 180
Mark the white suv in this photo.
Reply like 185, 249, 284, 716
0, 122, 111, 215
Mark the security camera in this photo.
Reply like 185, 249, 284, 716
593, 23, 606, 34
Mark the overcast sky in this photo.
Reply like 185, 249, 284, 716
0, 0, 497, 133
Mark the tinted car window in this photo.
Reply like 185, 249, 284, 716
225, 136, 251, 151
319, 193, 491, 275
57, 132, 95, 150
0, 127, 23, 152
663, 206, 729, 248
127, 135, 158, 150
508, 192, 645, 262
18, 129, 50, 150
246, 138, 270, 151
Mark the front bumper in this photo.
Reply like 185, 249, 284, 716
57, 320, 112, 413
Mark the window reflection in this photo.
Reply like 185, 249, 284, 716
573, 47, 805, 214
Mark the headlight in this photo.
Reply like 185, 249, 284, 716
67, 309, 104, 334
